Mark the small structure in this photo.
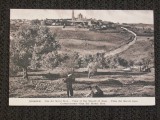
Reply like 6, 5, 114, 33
78, 13, 83, 19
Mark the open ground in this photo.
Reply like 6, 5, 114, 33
9, 27, 155, 98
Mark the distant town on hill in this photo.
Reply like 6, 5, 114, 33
10, 10, 154, 36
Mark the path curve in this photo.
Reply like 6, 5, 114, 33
104, 27, 137, 57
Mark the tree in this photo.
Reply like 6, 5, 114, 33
10, 25, 59, 80
30, 19, 41, 26
10, 25, 36, 79
104, 56, 120, 69
9, 40, 20, 76
33, 26, 60, 70
148, 39, 154, 67
139, 39, 154, 72
135, 60, 143, 72
142, 58, 151, 70
59, 52, 79, 77
33, 26, 60, 54
10, 23, 19, 32
41, 52, 59, 69
118, 57, 128, 67
128, 60, 134, 68
30, 50, 41, 70
82, 54, 93, 67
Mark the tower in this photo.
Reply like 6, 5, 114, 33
72, 10, 75, 20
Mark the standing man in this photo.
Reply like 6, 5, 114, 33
63, 74, 75, 97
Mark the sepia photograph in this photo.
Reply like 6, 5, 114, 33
9, 9, 155, 105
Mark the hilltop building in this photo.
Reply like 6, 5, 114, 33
43, 10, 117, 30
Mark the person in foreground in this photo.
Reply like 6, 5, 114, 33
63, 73, 75, 98
94, 85, 104, 97
86, 85, 104, 97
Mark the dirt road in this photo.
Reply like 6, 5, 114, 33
104, 27, 137, 57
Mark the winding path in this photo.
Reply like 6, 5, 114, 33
104, 27, 137, 57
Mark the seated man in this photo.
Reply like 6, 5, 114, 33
93, 85, 104, 97
86, 85, 104, 97
85, 86, 94, 97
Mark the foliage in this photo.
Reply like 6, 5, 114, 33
102, 55, 131, 68
31, 26, 60, 70
10, 25, 60, 79
10, 23, 19, 31
59, 52, 79, 77
41, 52, 59, 69
9, 59, 19, 76
141, 58, 151, 68
30, 19, 41, 26
30, 50, 41, 69
10, 25, 35, 68
44, 19, 53, 26
33, 26, 60, 54
117, 57, 129, 67
81, 54, 93, 67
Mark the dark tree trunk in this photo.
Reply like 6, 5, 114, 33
78, 62, 81, 68
23, 67, 28, 80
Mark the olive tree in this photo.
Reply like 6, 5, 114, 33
10, 25, 36, 79
59, 52, 79, 77
10, 25, 59, 80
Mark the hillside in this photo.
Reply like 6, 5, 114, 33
119, 36, 154, 61
9, 25, 155, 98
49, 27, 133, 55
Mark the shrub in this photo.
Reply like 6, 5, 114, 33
41, 52, 59, 69
59, 52, 79, 77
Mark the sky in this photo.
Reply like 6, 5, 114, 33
10, 9, 153, 24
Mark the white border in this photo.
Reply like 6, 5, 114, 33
9, 97, 155, 106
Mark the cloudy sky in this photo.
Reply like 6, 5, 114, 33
10, 9, 153, 24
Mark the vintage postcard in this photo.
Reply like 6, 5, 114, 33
9, 9, 155, 106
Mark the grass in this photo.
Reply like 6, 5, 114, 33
58, 38, 116, 55
9, 69, 155, 98
119, 36, 154, 61
50, 27, 133, 55
49, 27, 128, 41
9, 27, 155, 98
52, 28, 132, 43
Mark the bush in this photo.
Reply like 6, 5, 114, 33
30, 19, 41, 26
81, 54, 93, 67
103, 56, 131, 68
118, 57, 128, 67
59, 52, 79, 77
41, 52, 59, 69
59, 67, 74, 77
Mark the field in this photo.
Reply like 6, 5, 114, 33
50, 27, 133, 55
119, 36, 154, 61
9, 29, 155, 98
9, 68, 154, 98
